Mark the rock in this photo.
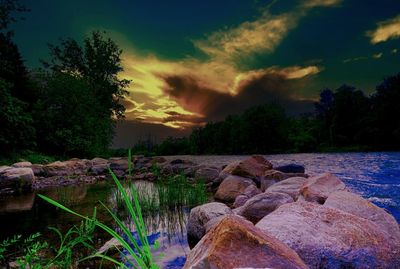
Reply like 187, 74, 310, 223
222, 155, 273, 178
43, 160, 89, 176
266, 177, 308, 200
194, 166, 221, 183
161, 159, 196, 175
108, 158, 129, 173
151, 156, 167, 164
12, 161, 32, 168
183, 215, 308, 269
0, 167, 34, 190
256, 201, 400, 269
233, 185, 262, 208
214, 175, 256, 203
236, 192, 294, 223
0, 166, 12, 173
299, 173, 346, 204
31, 164, 44, 176
275, 164, 305, 174
98, 237, 121, 255
89, 158, 109, 175
324, 190, 400, 243
187, 202, 232, 247
264, 169, 287, 181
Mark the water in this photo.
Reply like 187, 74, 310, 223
165, 152, 400, 221
0, 152, 399, 268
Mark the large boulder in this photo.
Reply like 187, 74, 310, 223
236, 192, 294, 223
233, 185, 262, 208
266, 177, 308, 200
299, 173, 345, 204
0, 167, 34, 190
222, 155, 272, 178
256, 201, 400, 269
214, 175, 255, 203
43, 159, 90, 176
187, 202, 232, 247
324, 190, 400, 243
183, 215, 308, 269
275, 164, 305, 174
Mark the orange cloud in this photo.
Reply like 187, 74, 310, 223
367, 15, 400, 44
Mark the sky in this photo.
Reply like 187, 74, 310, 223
11, 0, 400, 147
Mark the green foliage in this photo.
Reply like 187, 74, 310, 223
0, 79, 35, 153
39, 149, 160, 268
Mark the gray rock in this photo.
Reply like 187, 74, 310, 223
266, 176, 308, 200
236, 192, 294, 223
256, 201, 400, 269
195, 166, 221, 183
214, 175, 256, 203
187, 202, 232, 247
0, 167, 35, 189
275, 164, 305, 173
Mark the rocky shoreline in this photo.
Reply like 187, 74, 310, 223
184, 155, 400, 269
1, 155, 399, 268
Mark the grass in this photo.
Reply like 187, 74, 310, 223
0, 150, 59, 166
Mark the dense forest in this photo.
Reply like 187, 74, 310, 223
1, 0, 400, 161
0, 1, 129, 161
135, 76, 400, 155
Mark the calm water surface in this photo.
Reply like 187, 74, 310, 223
0, 152, 399, 268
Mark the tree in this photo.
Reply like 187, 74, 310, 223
0, 79, 35, 152
33, 31, 130, 157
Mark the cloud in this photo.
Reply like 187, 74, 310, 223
372, 52, 383, 59
367, 15, 400, 44
301, 0, 342, 8
392, 48, 398, 54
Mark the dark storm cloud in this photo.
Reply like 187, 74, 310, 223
162, 72, 315, 122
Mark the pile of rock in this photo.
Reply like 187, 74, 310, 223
0, 156, 222, 193
185, 155, 400, 269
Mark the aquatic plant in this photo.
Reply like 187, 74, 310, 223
39, 149, 160, 268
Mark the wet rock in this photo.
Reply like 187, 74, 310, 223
299, 173, 346, 204
256, 201, 400, 269
324, 190, 400, 243
222, 155, 273, 178
236, 192, 294, 223
275, 164, 305, 174
12, 161, 32, 168
233, 185, 262, 208
266, 177, 308, 200
0, 167, 34, 190
183, 215, 309, 269
214, 175, 256, 203
187, 202, 232, 247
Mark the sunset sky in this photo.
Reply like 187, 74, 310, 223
12, 0, 400, 147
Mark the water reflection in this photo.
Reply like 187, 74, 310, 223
109, 181, 190, 268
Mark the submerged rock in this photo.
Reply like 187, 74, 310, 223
214, 175, 255, 203
236, 192, 294, 223
183, 215, 309, 269
256, 201, 400, 269
266, 176, 308, 200
187, 202, 232, 247
299, 173, 345, 204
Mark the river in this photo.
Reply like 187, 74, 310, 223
0, 152, 399, 268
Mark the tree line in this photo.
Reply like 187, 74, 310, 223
137, 74, 400, 155
0, 1, 129, 159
